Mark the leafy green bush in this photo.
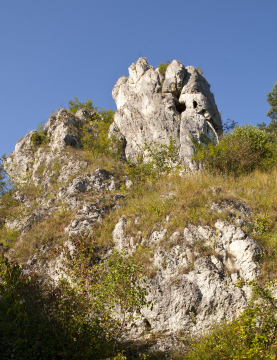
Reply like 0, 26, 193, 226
0, 253, 103, 359
0, 155, 7, 198
124, 137, 182, 189
68, 97, 94, 114
91, 250, 153, 356
257, 119, 277, 134
266, 82, 277, 121
69, 97, 124, 159
158, 59, 169, 77
144, 136, 181, 174
80, 108, 115, 155
0, 237, 152, 359
31, 122, 48, 147
193, 125, 277, 176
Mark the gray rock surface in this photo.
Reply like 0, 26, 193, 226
57, 169, 115, 199
112, 217, 263, 337
110, 58, 222, 168
4, 109, 87, 186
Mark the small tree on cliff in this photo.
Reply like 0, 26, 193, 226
267, 82, 277, 121
257, 82, 277, 133
0, 156, 7, 198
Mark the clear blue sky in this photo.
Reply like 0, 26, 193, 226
1, 0, 276, 156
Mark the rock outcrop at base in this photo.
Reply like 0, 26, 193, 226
110, 58, 222, 168
112, 217, 263, 338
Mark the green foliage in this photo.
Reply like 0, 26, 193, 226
68, 96, 94, 114
31, 122, 47, 147
66, 235, 153, 356
0, 252, 107, 359
183, 281, 277, 359
0, 155, 7, 198
144, 136, 181, 174
0, 232, 152, 359
193, 125, 277, 176
266, 82, 277, 121
253, 215, 270, 236
80, 108, 117, 156
222, 118, 237, 133
125, 137, 182, 189
70, 97, 125, 159
257, 119, 277, 134
157, 59, 169, 77
92, 250, 153, 355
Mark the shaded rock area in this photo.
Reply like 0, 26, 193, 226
110, 58, 222, 168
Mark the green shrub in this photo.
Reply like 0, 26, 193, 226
68, 97, 124, 159
31, 122, 47, 147
124, 137, 182, 189
68, 97, 94, 114
0, 241, 152, 359
193, 125, 277, 176
0, 155, 7, 198
144, 136, 181, 174
80, 108, 113, 154
158, 59, 169, 77
0, 252, 106, 359
266, 81, 277, 121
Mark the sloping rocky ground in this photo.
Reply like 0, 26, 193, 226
1, 59, 265, 352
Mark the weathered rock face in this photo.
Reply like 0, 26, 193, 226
110, 58, 222, 167
4, 108, 90, 187
113, 218, 263, 337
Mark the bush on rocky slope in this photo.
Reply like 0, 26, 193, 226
193, 125, 277, 176
68, 97, 95, 114
0, 248, 152, 359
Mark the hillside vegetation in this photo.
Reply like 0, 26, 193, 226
1, 95, 277, 359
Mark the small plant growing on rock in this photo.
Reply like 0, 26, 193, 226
158, 59, 169, 77
30, 122, 47, 147
0, 155, 8, 198
68, 96, 94, 114
196, 67, 204, 75
144, 136, 181, 175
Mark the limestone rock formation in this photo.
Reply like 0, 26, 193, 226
4, 108, 89, 187
112, 218, 263, 337
110, 58, 222, 167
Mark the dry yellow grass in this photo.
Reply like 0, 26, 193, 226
92, 167, 277, 281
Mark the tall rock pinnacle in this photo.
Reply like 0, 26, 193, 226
110, 58, 222, 168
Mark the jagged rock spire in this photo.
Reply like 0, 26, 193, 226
110, 57, 222, 168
